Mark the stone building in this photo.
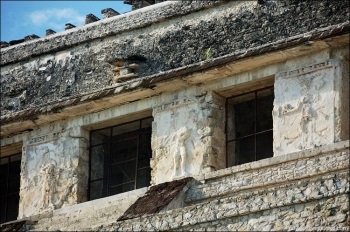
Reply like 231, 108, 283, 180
0, 0, 349, 231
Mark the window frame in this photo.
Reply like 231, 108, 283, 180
88, 116, 153, 200
0, 152, 22, 224
225, 86, 274, 167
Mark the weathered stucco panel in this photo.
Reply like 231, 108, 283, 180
273, 57, 347, 156
151, 88, 225, 185
18, 126, 88, 219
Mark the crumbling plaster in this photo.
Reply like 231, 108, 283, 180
2, 46, 346, 218
0, 0, 349, 228
273, 48, 349, 156
1, 0, 349, 119
151, 88, 226, 185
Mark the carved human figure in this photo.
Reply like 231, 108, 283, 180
59, 174, 79, 207
40, 163, 56, 210
300, 96, 313, 132
174, 128, 191, 177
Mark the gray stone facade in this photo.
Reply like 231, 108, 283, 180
0, 0, 349, 231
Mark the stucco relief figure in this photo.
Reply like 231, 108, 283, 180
59, 174, 79, 207
300, 96, 313, 131
174, 128, 191, 178
40, 163, 57, 211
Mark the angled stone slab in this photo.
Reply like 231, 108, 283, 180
117, 177, 195, 221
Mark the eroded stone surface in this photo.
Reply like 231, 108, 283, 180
25, 141, 349, 231
117, 177, 193, 221
1, 0, 349, 118
273, 59, 348, 156
151, 90, 225, 185
18, 128, 88, 219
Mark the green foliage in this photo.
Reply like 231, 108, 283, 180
205, 47, 212, 60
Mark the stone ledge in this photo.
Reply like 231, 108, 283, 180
1, 26, 348, 129
0, 219, 26, 231
106, 172, 349, 231
25, 146, 349, 231
0, 1, 225, 65
21, 187, 148, 223
197, 140, 349, 181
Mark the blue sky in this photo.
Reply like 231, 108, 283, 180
1, 1, 132, 42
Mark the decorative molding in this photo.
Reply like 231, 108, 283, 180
153, 98, 195, 113
276, 60, 333, 79
27, 131, 64, 146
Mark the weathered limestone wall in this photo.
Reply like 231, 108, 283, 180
105, 141, 350, 231
151, 88, 225, 185
27, 141, 349, 231
273, 53, 349, 155
26, 188, 148, 231
19, 125, 88, 219
0, 98, 155, 220
1, 0, 349, 119
1, 46, 348, 223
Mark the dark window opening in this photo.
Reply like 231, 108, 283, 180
0, 153, 21, 224
226, 87, 274, 167
89, 117, 153, 200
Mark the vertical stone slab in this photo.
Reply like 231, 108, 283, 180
336, 56, 349, 142
151, 90, 225, 185
18, 126, 88, 219
273, 59, 347, 156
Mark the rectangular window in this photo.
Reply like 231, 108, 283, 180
88, 117, 153, 200
226, 86, 274, 167
0, 153, 21, 223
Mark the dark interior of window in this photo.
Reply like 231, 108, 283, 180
0, 153, 21, 224
89, 117, 153, 200
226, 87, 274, 167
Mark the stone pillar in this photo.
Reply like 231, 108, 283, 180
150, 90, 226, 185
273, 58, 349, 156
18, 125, 89, 219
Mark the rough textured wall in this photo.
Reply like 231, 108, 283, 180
273, 58, 347, 156
151, 89, 226, 185
105, 142, 350, 231
26, 141, 349, 231
272, 44, 349, 156
339, 53, 350, 141
1, 0, 349, 117
18, 126, 88, 219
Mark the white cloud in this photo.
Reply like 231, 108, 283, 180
28, 8, 85, 31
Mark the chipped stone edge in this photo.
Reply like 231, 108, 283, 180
1, 23, 349, 127
194, 140, 350, 182
0, 1, 226, 65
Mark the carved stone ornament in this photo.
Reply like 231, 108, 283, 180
112, 60, 140, 83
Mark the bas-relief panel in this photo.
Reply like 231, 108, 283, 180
19, 131, 79, 218
273, 60, 338, 156
151, 92, 225, 185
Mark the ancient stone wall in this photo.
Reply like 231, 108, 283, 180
1, 46, 343, 220
18, 126, 88, 218
1, 0, 349, 118
26, 141, 349, 231
151, 89, 226, 185
0, 0, 349, 228
273, 58, 349, 155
